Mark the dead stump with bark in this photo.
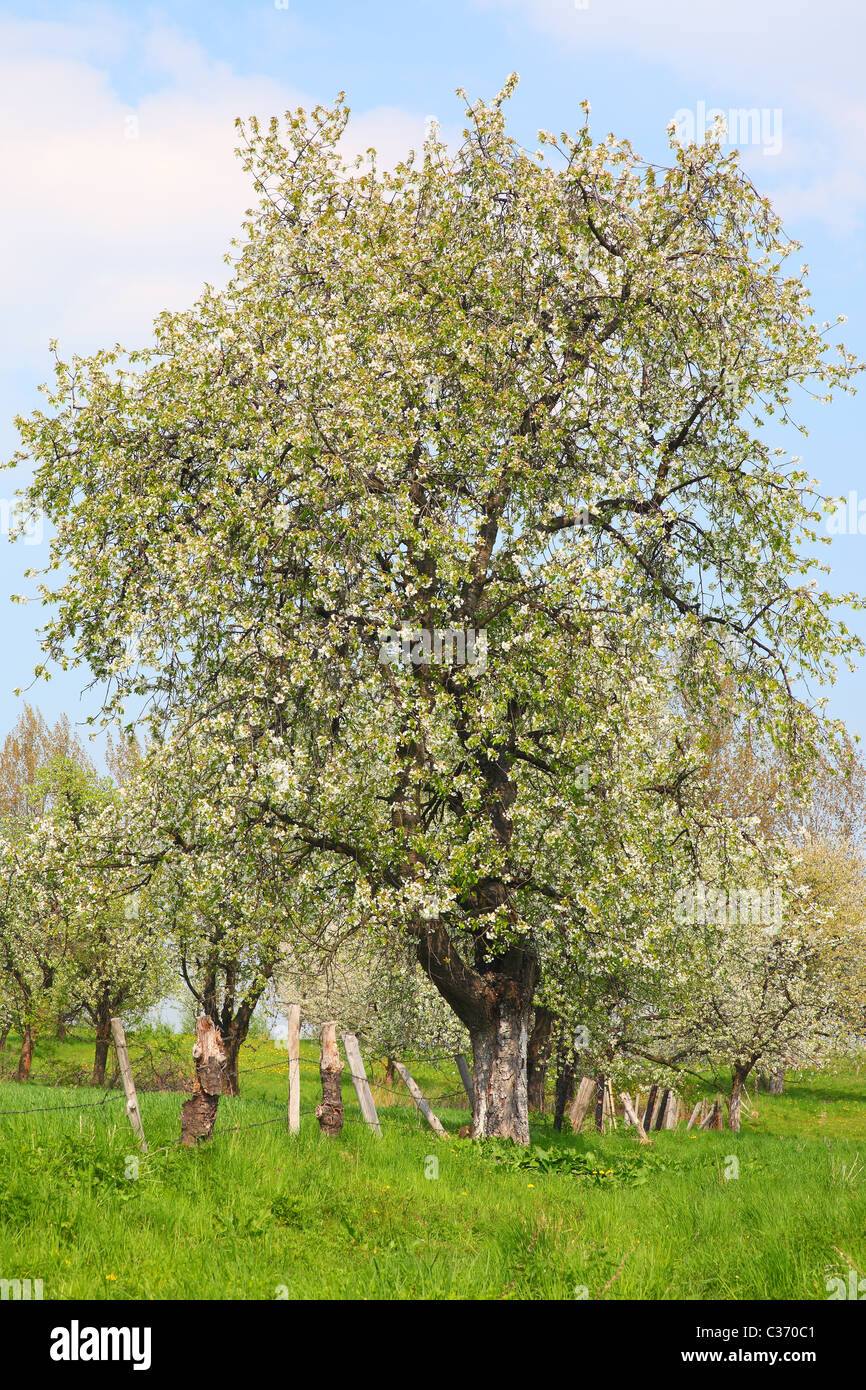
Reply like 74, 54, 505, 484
316, 1022, 344, 1138
180, 1016, 226, 1147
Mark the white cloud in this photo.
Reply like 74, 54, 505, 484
0, 14, 429, 374
476, 0, 864, 94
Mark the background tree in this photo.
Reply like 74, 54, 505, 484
0, 707, 166, 1082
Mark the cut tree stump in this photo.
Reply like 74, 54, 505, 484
316, 1022, 344, 1138
180, 1016, 226, 1147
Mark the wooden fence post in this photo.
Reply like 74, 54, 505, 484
316, 1022, 344, 1137
620, 1092, 650, 1144
594, 1074, 605, 1132
110, 1017, 147, 1154
604, 1079, 618, 1131
655, 1088, 672, 1131
342, 1033, 381, 1136
392, 1059, 448, 1139
686, 1099, 703, 1130
287, 1003, 300, 1136
665, 1091, 680, 1130
455, 1053, 475, 1109
699, 1096, 723, 1130
642, 1083, 659, 1133
567, 1076, 595, 1133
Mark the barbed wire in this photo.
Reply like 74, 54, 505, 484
0, 1091, 125, 1118
289, 1052, 470, 1110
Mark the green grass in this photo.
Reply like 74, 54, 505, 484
0, 1035, 864, 1300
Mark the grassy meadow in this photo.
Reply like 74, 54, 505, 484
0, 1031, 864, 1300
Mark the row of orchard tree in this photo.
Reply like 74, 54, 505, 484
4, 80, 866, 1140
2, 684, 865, 1133
0, 705, 463, 1092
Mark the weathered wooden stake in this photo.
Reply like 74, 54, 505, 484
287, 1003, 300, 1136
604, 1079, 618, 1131
594, 1074, 605, 1132
655, 1088, 671, 1131
567, 1076, 595, 1133
342, 1032, 381, 1136
316, 1022, 344, 1138
455, 1052, 475, 1109
110, 1017, 147, 1154
642, 1083, 659, 1133
686, 1099, 703, 1131
620, 1092, 650, 1143
665, 1092, 680, 1130
699, 1095, 724, 1130
392, 1059, 448, 1139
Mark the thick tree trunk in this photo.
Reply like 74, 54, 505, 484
527, 1006, 554, 1113
759, 1069, 785, 1095
416, 924, 539, 1144
91, 1032, 111, 1088
469, 992, 534, 1144
221, 1034, 241, 1097
383, 1057, 396, 1088
553, 1060, 575, 1133
316, 1022, 344, 1138
0, 1025, 10, 1052
92, 1004, 112, 1087
180, 1017, 226, 1146
729, 1069, 748, 1132
16, 1025, 33, 1081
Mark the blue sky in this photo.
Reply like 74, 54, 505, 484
1, 0, 865, 757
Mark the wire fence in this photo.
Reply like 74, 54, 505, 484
0, 1038, 472, 1149
0, 1091, 126, 1118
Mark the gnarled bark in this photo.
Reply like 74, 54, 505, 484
316, 1022, 344, 1137
417, 924, 539, 1143
527, 1006, 554, 1112
180, 1016, 226, 1146
16, 1024, 33, 1081
92, 997, 112, 1086
553, 1060, 575, 1133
